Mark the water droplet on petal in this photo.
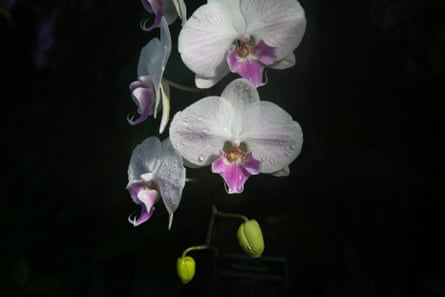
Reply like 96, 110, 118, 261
290, 144, 296, 150
198, 155, 205, 162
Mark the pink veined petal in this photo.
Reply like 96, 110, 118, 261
241, 0, 306, 60
169, 96, 234, 167
178, 2, 239, 87
211, 153, 260, 194
127, 137, 162, 182
256, 39, 276, 65
227, 49, 265, 87
240, 101, 303, 173
226, 40, 275, 87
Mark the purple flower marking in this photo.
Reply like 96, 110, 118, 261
211, 146, 261, 194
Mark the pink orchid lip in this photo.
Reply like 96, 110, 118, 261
127, 180, 160, 226
127, 80, 155, 125
227, 38, 276, 87
140, 0, 164, 31
211, 144, 261, 194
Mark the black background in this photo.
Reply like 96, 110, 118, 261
1, 0, 444, 296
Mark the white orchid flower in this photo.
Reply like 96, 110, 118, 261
169, 78, 303, 194
128, 17, 172, 134
178, 0, 306, 88
127, 137, 186, 229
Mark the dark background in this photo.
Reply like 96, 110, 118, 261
1, 0, 444, 296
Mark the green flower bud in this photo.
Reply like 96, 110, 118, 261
176, 256, 196, 284
237, 219, 264, 258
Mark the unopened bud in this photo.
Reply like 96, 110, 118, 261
237, 219, 264, 258
176, 256, 196, 284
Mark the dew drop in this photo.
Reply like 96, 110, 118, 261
198, 155, 205, 162
290, 144, 296, 150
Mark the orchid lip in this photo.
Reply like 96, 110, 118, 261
211, 143, 261, 194
227, 39, 276, 86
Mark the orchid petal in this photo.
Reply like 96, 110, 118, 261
178, 2, 238, 87
220, 78, 260, 108
269, 53, 296, 70
141, 0, 163, 31
169, 96, 234, 166
155, 139, 186, 229
227, 51, 266, 87
172, 0, 187, 25
155, 17, 172, 119
220, 78, 259, 138
137, 18, 171, 119
195, 72, 229, 89
242, 0, 306, 60
137, 38, 163, 78
208, 0, 246, 32
162, 0, 180, 25
240, 101, 303, 173
211, 153, 260, 194
271, 166, 290, 177
128, 137, 162, 182
127, 185, 160, 226
158, 81, 171, 134
128, 81, 155, 125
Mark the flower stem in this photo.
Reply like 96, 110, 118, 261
163, 78, 205, 93
213, 205, 249, 222
181, 205, 249, 257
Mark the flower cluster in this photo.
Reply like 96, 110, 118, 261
126, 0, 306, 230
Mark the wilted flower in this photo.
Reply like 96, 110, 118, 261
141, 0, 186, 31
169, 78, 303, 194
178, 0, 306, 88
127, 137, 186, 229
128, 17, 172, 133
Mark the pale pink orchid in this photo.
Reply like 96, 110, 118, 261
127, 137, 186, 229
178, 0, 306, 88
169, 78, 303, 194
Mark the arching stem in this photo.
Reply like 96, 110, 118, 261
181, 205, 249, 257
